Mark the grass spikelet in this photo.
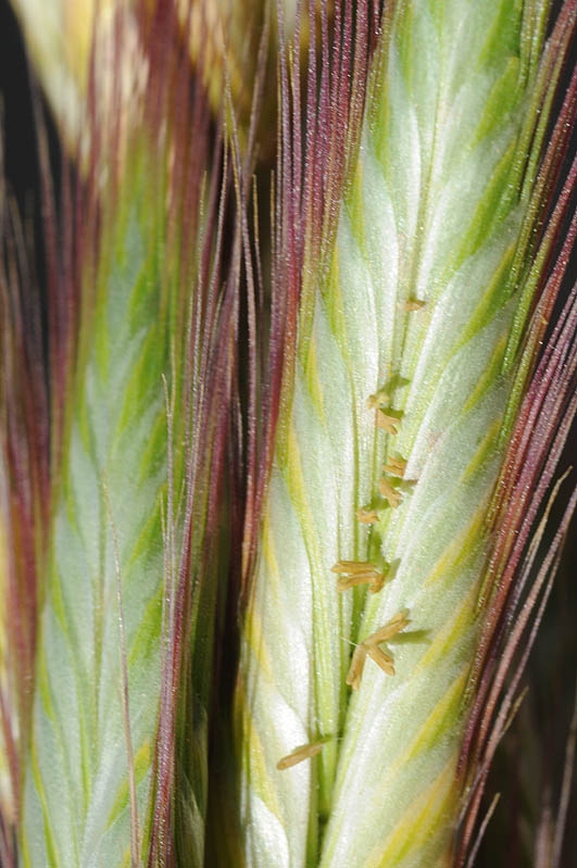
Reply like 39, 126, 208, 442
3, 4, 240, 864
234, 1, 577, 865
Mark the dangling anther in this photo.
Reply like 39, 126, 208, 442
378, 477, 403, 508
346, 612, 410, 690
376, 409, 400, 435
277, 741, 324, 770
367, 390, 389, 410
346, 644, 367, 690
356, 507, 379, 525
367, 572, 386, 593
364, 610, 410, 647
366, 645, 396, 676
383, 456, 407, 478
359, 611, 411, 684
331, 560, 386, 593
403, 298, 426, 312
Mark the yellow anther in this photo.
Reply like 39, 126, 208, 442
277, 741, 324, 770
367, 390, 390, 410
347, 611, 410, 688
336, 573, 379, 592
363, 610, 410, 647
378, 477, 403, 508
376, 409, 400, 435
331, 560, 377, 575
366, 645, 396, 676
331, 560, 386, 594
403, 298, 426, 311
383, 456, 407, 478
356, 507, 379, 524
368, 572, 386, 594
346, 644, 367, 691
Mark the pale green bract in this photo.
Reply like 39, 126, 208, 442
236, 1, 552, 865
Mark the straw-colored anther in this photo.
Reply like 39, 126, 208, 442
363, 611, 410, 647
383, 456, 407, 478
336, 573, 379, 592
346, 611, 409, 689
366, 645, 396, 676
355, 507, 379, 524
367, 572, 386, 594
276, 741, 324, 770
378, 477, 403, 508
376, 409, 400, 435
331, 560, 378, 575
348, 612, 410, 685
367, 390, 390, 410
346, 644, 368, 690
331, 560, 386, 593
403, 298, 426, 311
